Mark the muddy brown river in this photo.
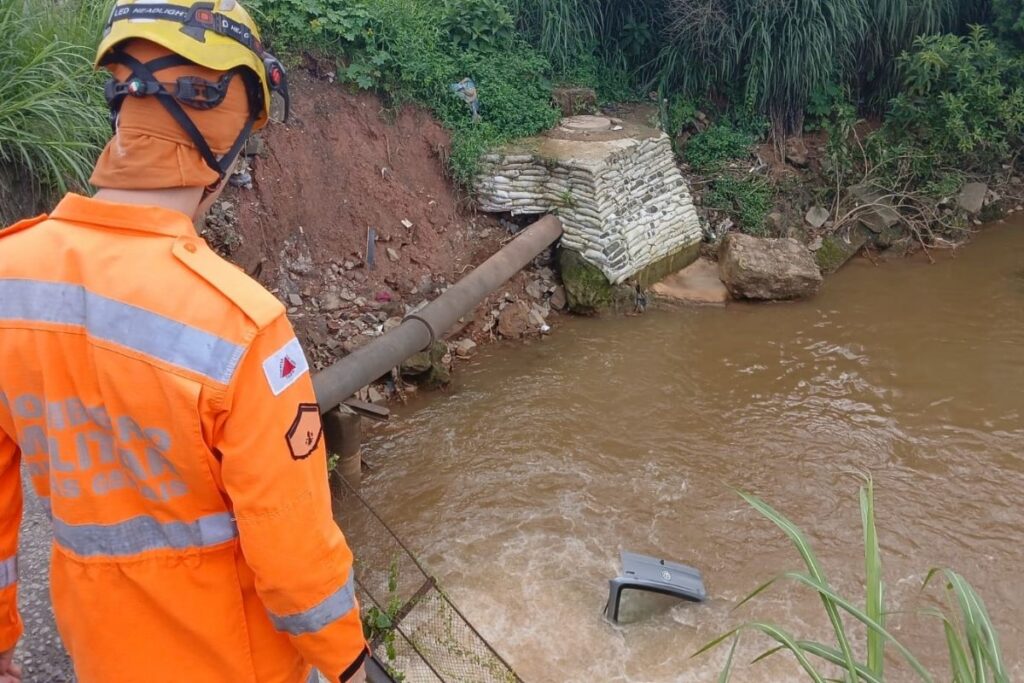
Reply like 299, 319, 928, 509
359, 221, 1024, 682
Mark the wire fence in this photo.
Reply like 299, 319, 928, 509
332, 477, 522, 683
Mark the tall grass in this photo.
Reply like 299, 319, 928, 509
657, 0, 985, 135
0, 0, 108, 223
698, 482, 1008, 682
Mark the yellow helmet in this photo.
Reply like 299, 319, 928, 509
93, 0, 286, 180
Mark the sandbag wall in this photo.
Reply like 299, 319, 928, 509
475, 133, 701, 284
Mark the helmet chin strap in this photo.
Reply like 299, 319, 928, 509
102, 48, 258, 182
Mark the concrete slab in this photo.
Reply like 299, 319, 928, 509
650, 257, 729, 305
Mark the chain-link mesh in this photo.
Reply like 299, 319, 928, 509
332, 478, 522, 683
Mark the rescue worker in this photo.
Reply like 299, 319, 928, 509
0, 1, 368, 681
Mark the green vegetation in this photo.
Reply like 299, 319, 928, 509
0, 0, 108, 223
5, 0, 1023, 240
705, 176, 772, 236
246, 0, 560, 184
700, 482, 1008, 682
362, 559, 406, 681
874, 27, 1024, 184
684, 124, 755, 173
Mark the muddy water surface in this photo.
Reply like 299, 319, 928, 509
360, 222, 1024, 682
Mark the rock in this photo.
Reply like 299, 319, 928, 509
401, 219, 414, 229
805, 206, 830, 229
343, 260, 356, 270
528, 305, 548, 327
957, 182, 988, 215
549, 285, 567, 311
228, 171, 252, 189
356, 385, 385, 404
815, 223, 873, 274
400, 340, 450, 388
525, 279, 544, 300
848, 183, 901, 233
339, 289, 356, 301
287, 292, 303, 307
244, 135, 265, 157
718, 233, 822, 300
551, 87, 598, 117
766, 211, 786, 235
383, 317, 403, 333
785, 137, 809, 168
320, 292, 343, 312
650, 257, 729, 305
341, 334, 374, 354
386, 247, 400, 262
808, 236, 824, 251
453, 338, 477, 358
497, 301, 531, 339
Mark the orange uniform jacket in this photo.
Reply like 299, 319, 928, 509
0, 194, 368, 682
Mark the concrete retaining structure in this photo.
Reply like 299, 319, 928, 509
475, 116, 702, 284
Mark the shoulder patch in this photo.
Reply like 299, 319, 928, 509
172, 237, 284, 330
262, 337, 310, 396
286, 404, 323, 460
1, 214, 48, 238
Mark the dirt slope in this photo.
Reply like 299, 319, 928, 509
211, 74, 556, 374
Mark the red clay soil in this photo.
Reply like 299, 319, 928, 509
232, 73, 499, 286
218, 73, 553, 374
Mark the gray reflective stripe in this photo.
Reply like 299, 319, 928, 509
307, 670, 319, 683
0, 556, 16, 589
53, 512, 237, 557
0, 279, 244, 383
38, 496, 52, 521
269, 571, 357, 636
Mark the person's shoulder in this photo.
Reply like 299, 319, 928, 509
172, 236, 285, 332
0, 213, 49, 239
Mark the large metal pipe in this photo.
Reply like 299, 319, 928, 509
314, 215, 562, 413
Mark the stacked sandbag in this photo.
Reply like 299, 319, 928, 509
475, 132, 701, 284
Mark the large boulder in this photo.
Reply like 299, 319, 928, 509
719, 233, 822, 300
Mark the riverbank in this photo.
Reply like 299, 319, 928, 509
211, 72, 1023, 401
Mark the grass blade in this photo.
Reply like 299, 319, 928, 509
738, 490, 859, 680
860, 481, 885, 678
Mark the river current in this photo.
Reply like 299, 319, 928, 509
359, 221, 1024, 682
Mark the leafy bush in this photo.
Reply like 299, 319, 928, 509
441, 0, 515, 51
705, 176, 772, 235
0, 0, 109, 222
876, 26, 1024, 181
700, 482, 1008, 683
684, 123, 754, 173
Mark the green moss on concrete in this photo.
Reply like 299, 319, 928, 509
558, 248, 631, 314
633, 242, 701, 288
559, 242, 701, 313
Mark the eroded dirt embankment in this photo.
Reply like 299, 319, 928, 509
208, 74, 562, 385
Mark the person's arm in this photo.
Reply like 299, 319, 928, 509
214, 315, 368, 681
0, 427, 23, 682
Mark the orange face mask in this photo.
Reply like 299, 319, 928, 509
90, 40, 253, 190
